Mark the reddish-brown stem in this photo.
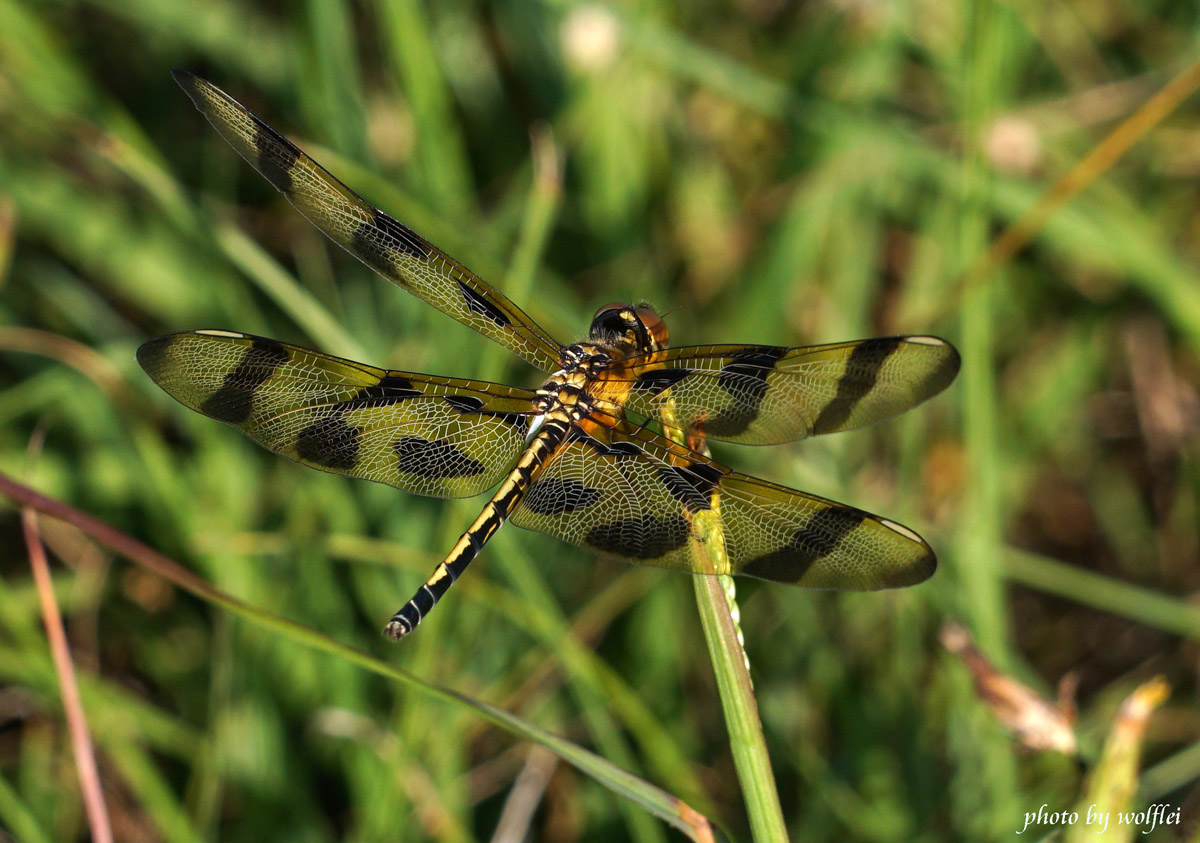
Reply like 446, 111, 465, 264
22, 507, 114, 843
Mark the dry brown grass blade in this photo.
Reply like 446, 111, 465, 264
3, 473, 232, 607
22, 506, 114, 843
961, 56, 1200, 296
490, 746, 559, 843
940, 620, 1077, 754
0, 327, 134, 403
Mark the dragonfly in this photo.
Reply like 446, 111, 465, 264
139, 71, 960, 640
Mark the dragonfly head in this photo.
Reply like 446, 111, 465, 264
588, 302, 669, 355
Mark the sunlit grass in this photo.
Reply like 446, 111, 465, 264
1, 0, 1198, 840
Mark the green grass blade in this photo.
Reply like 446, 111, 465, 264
0, 772, 54, 843
0, 471, 718, 842
213, 222, 369, 361
692, 572, 788, 842
1005, 548, 1200, 639
1067, 677, 1170, 843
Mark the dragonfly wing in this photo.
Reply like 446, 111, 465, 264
173, 70, 564, 372
139, 330, 537, 498
621, 336, 959, 445
511, 425, 935, 589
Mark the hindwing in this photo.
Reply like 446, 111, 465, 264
512, 425, 935, 588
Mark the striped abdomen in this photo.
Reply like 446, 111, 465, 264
384, 416, 571, 639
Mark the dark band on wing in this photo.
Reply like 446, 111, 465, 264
523, 477, 603, 516
352, 210, 430, 279
199, 338, 289, 424
294, 373, 424, 469
395, 436, 487, 478
657, 462, 723, 514
741, 505, 866, 582
586, 515, 691, 560
632, 367, 690, 396
444, 395, 485, 412
704, 347, 788, 437
254, 121, 299, 193
347, 375, 422, 407
376, 210, 430, 259
812, 337, 902, 435
457, 279, 514, 328
566, 430, 644, 459
442, 395, 531, 436
296, 414, 360, 470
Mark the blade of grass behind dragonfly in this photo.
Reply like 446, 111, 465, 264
0, 472, 720, 843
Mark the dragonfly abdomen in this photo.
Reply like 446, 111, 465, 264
384, 415, 573, 639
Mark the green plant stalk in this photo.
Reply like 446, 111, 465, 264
303, 0, 367, 162
1140, 740, 1200, 801
377, 0, 473, 217
0, 771, 53, 843
662, 408, 787, 841
956, 0, 1007, 661
1066, 677, 1169, 843
947, 5, 1022, 835
482, 126, 561, 385
692, 567, 787, 842
1005, 548, 1200, 640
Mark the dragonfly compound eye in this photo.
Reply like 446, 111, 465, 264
632, 306, 668, 352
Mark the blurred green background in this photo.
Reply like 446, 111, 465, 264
2, 0, 1199, 840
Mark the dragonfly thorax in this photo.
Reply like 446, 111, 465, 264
534, 356, 603, 417
534, 304, 669, 424
557, 342, 614, 372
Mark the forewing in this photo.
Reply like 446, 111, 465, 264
173, 70, 564, 372
621, 336, 959, 445
139, 330, 536, 498
511, 426, 935, 589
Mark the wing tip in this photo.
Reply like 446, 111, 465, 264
856, 539, 938, 590
902, 334, 961, 399
903, 547, 938, 587
136, 333, 175, 379
877, 517, 938, 587
137, 329, 254, 380
170, 68, 205, 103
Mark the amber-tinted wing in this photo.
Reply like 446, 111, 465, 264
173, 70, 564, 372
619, 336, 959, 445
139, 330, 537, 498
511, 424, 935, 589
